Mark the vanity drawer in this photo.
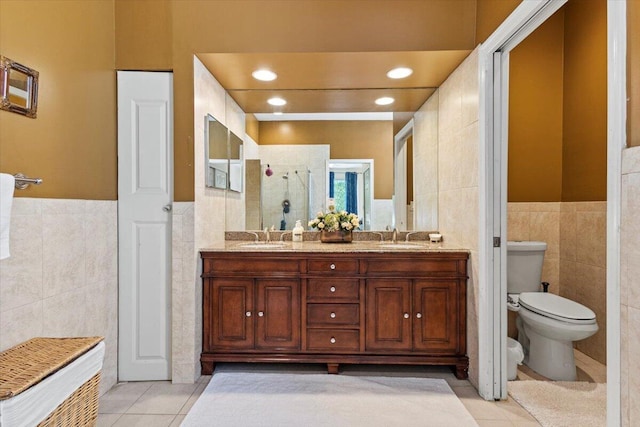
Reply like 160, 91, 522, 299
307, 304, 359, 326
307, 279, 359, 301
204, 257, 300, 275
306, 329, 360, 352
307, 259, 358, 274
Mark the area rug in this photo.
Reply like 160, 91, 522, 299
182, 372, 478, 427
508, 381, 606, 427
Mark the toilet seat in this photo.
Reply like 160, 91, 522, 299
519, 292, 596, 325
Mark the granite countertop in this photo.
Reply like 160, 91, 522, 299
200, 240, 469, 253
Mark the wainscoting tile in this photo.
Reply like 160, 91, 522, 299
42, 198, 85, 215
576, 210, 607, 267
42, 213, 85, 297
627, 306, 640, 426
0, 300, 43, 350
42, 288, 87, 337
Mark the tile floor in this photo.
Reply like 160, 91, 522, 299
97, 350, 605, 427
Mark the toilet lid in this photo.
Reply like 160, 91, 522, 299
519, 292, 596, 324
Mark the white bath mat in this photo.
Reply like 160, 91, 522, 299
182, 372, 478, 427
508, 380, 605, 427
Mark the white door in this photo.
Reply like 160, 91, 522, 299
117, 71, 173, 381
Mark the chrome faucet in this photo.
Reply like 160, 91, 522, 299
247, 231, 260, 242
392, 228, 398, 244
264, 228, 271, 243
371, 232, 384, 242
280, 231, 292, 242
405, 231, 419, 242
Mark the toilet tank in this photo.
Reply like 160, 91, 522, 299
507, 241, 547, 294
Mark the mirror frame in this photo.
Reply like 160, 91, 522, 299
0, 55, 39, 118
227, 129, 243, 193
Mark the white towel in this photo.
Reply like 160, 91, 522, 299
0, 173, 15, 260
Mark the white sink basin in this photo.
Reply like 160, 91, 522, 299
238, 242, 289, 249
378, 243, 425, 249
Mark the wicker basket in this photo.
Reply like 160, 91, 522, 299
0, 337, 104, 427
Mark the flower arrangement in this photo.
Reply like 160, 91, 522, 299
308, 210, 360, 232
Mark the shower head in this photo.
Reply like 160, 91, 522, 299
282, 173, 289, 179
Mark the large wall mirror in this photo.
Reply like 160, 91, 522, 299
0, 55, 39, 118
204, 114, 244, 192
205, 114, 230, 190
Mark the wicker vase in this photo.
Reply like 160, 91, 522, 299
320, 230, 353, 243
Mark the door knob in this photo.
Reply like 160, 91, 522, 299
163, 204, 172, 212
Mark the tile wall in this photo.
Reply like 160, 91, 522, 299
507, 201, 607, 364
435, 48, 480, 387
0, 198, 118, 395
621, 145, 640, 426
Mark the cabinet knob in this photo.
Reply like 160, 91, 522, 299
245, 311, 252, 317
330, 312, 336, 318
403, 313, 410, 319
330, 286, 336, 293
330, 337, 336, 344
416, 313, 422, 319
258, 311, 264, 317
330, 263, 336, 270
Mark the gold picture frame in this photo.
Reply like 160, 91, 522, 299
0, 55, 39, 118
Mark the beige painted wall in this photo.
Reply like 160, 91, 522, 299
0, 0, 117, 200
508, 0, 607, 203
259, 121, 393, 200
561, 0, 607, 202
508, 11, 565, 202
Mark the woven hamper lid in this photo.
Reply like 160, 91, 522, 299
0, 336, 104, 400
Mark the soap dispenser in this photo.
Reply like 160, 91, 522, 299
292, 220, 304, 242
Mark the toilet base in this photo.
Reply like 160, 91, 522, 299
523, 324, 577, 381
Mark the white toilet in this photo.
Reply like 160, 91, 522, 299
507, 241, 598, 381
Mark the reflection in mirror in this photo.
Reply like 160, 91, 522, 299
0, 55, 39, 118
228, 130, 243, 193
204, 114, 229, 189
261, 164, 310, 230
327, 160, 374, 230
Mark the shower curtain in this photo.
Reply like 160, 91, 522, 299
345, 172, 358, 215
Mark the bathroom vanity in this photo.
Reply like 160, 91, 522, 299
200, 243, 469, 378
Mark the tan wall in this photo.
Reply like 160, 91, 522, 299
508, 0, 607, 203
475, 0, 523, 44
246, 114, 260, 143
259, 121, 393, 200
561, 0, 607, 202
115, 0, 172, 70
0, 0, 116, 200
628, 0, 640, 147
508, 11, 565, 202
116, 0, 478, 201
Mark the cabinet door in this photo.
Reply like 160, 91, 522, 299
255, 279, 301, 350
365, 279, 412, 351
210, 279, 255, 350
413, 280, 459, 353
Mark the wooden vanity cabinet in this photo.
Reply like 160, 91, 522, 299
201, 251, 469, 378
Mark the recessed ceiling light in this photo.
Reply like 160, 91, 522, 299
267, 97, 287, 106
387, 67, 413, 79
252, 69, 277, 81
375, 97, 395, 106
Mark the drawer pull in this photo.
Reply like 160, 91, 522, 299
330, 263, 336, 270
330, 312, 336, 318
416, 313, 422, 319
258, 311, 264, 317
403, 313, 410, 319
330, 286, 336, 293
245, 311, 252, 317
330, 337, 336, 344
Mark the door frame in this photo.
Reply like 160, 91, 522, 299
477, 3, 625, 423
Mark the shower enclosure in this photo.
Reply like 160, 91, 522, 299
261, 164, 311, 230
